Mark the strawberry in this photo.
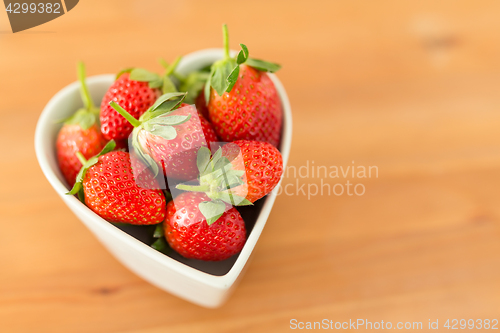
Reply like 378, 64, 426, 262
176, 140, 283, 207
137, 105, 218, 181
219, 140, 283, 202
108, 92, 218, 182
68, 141, 167, 225
56, 62, 107, 187
164, 192, 246, 261
195, 89, 210, 120
100, 73, 160, 142
100, 58, 182, 142
204, 24, 283, 147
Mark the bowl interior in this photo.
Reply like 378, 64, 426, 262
36, 50, 290, 277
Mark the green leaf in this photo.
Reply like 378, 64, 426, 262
209, 147, 223, 171
163, 56, 182, 76
196, 146, 212, 175
162, 75, 177, 94
79, 113, 96, 130
65, 109, 96, 130
149, 125, 177, 140
199, 200, 226, 225
150, 92, 187, 112
150, 100, 182, 117
130, 134, 160, 177
77, 187, 85, 203
145, 114, 191, 128
227, 180, 244, 189
219, 179, 244, 191
159, 58, 170, 70
213, 156, 231, 172
153, 224, 164, 238
162, 114, 191, 126
97, 140, 117, 158
151, 237, 170, 253
204, 67, 214, 105
219, 172, 244, 188
180, 71, 209, 104
210, 59, 236, 96
129, 68, 161, 83
141, 151, 160, 177
236, 44, 249, 65
83, 156, 99, 169
148, 78, 163, 89
245, 58, 281, 73
218, 192, 252, 206
230, 169, 245, 178
68, 181, 82, 196
214, 169, 243, 187
226, 65, 240, 93
116, 68, 133, 80
67, 140, 116, 196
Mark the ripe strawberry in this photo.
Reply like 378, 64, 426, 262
100, 58, 183, 142
204, 24, 283, 147
164, 192, 246, 261
195, 89, 210, 120
68, 141, 167, 225
176, 140, 283, 205
137, 103, 218, 180
220, 140, 283, 202
56, 62, 107, 187
100, 72, 160, 141
109, 93, 218, 181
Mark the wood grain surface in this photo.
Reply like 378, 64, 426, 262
1, 0, 500, 332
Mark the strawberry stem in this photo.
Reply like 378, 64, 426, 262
222, 24, 230, 59
165, 56, 181, 76
176, 184, 210, 192
76, 151, 87, 165
77, 62, 95, 112
159, 58, 184, 81
109, 101, 142, 128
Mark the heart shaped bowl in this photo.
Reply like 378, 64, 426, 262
35, 49, 292, 308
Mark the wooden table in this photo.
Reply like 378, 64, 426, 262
2, 1, 500, 331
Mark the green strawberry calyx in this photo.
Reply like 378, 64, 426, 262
117, 56, 182, 94
204, 24, 282, 104
176, 146, 252, 225
66, 140, 117, 200
108, 92, 191, 176
159, 58, 211, 105
63, 62, 100, 130
150, 224, 171, 254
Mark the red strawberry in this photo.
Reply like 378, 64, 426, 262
220, 140, 283, 203
100, 72, 160, 141
204, 24, 283, 147
100, 58, 184, 142
137, 104, 218, 180
68, 141, 167, 225
56, 62, 107, 187
164, 192, 246, 261
195, 89, 210, 120
57, 124, 106, 187
176, 140, 283, 205
109, 93, 218, 181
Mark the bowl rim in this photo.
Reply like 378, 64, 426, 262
34, 48, 292, 289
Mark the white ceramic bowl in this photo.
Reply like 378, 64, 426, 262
35, 49, 292, 308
